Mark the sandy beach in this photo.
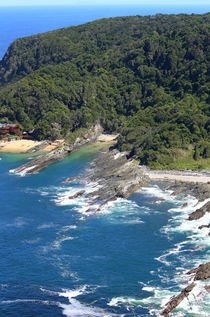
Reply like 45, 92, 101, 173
147, 170, 210, 184
0, 139, 64, 152
97, 133, 119, 143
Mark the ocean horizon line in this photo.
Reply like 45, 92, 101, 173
0, 4, 209, 8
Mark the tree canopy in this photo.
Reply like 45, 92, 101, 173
0, 13, 209, 168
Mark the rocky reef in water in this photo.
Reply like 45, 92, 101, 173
11, 124, 103, 175
161, 262, 210, 316
160, 182, 210, 316
63, 147, 150, 212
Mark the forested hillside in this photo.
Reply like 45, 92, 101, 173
0, 13, 209, 168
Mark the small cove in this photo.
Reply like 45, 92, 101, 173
0, 150, 209, 316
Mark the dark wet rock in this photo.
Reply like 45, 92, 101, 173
168, 182, 210, 202
187, 262, 210, 281
181, 202, 188, 208
188, 201, 210, 221
160, 283, 195, 316
63, 176, 80, 184
69, 190, 85, 199
198, 224, 210, 229
85, 208, 96, 213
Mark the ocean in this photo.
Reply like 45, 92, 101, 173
0, 148, 209, 316
0, 5, 210, 316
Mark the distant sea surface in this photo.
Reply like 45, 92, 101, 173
0, 5, 209, 58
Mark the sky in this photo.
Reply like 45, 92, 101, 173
0, 0, 209, 6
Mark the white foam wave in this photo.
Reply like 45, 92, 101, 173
141, 188, 210, 316
136, 281, 210, 317
37, 222, 56, 229
41, 286, 115, 316
9, 165, 37, 176
139, 185, 176, 202
61, 225, 77, 232
162, 198, 210, 250
0, 298, 59, 306
1, 285, 113, 317
57, 286, 114, 317
23, 238, 41, 244
54, 182, 102, 214
52, 236, 75, 250
6, 217, 27, 228
107, 296, 144, 312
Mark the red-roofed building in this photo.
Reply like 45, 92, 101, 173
0, 124, 20, 135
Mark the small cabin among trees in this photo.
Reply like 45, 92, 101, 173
0, 123, 20, 135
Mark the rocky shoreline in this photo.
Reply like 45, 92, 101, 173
161, 262, 210, 316
63, 147, 149, 212
10, 124, 103, 176
9, 131, 210, 315
160, 181, 210, 316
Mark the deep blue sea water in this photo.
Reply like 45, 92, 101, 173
0, 5, 209, 58
0, 149, 209, 316
0, 5, 210, 316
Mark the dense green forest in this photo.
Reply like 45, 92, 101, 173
0, 13, 209, 169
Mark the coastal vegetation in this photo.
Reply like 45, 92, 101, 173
0, 13, 209, 169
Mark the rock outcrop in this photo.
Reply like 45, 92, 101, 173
167, 182, 210, 202
198, 224, 210, 230
69, 190, 85, 199
161, 262, 210, 316
187, 262, 210, 281
11, 124, 103, 175
63, 148, 150, 212
11, 146, 68, 175
26, 141, 50, 153
188, 201, 210, 221
160, 283, 196, 317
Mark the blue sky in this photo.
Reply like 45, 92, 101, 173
0, 0, 209, 6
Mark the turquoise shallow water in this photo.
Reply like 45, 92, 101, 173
0, 150, 209, 316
